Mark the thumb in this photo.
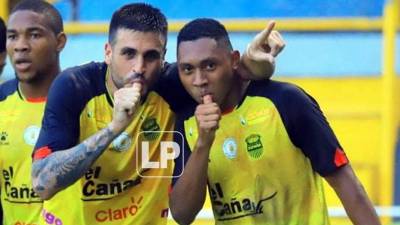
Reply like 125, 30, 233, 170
202, 94, 213, 104
132, 82, 142, 91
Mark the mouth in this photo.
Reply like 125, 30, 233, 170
124, 73, 145, 86
14, 58, 32, 72
199, 89, 211, 98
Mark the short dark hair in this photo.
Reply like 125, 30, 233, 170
0, 17, 6, 53
11, 0, 63, 35
177, 18, 233, 50
108, 3, 168, 46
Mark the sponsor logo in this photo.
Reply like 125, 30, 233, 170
209, 182, 277, 221
141, 118, 160, 140
111, 132, 131, 152
95, 197, 143, 222
0, 131, 9, 145
245, 134, 264, 159
81, 166, 149, 201
222, 138, 237, 159
42, 209, 63, 225
246, 109, 272, 125
2, 166, 42, 203
23, 125, 40, 146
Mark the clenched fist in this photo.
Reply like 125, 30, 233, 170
195, 95, 221, 148
110, 82, 142, 134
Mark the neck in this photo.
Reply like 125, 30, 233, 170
220, 72, 249, 112
106, 72, 117, 97
106, 68, 119, 98
19, 65, 60, 99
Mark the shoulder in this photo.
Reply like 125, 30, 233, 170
248, 80, 309, 99
52, 61, 107, 97
246, 80, 323, 130
0, 79, 18, 101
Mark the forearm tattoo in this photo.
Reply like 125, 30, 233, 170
32, 126, 116, 198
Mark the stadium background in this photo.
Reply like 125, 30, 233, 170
0, 0, 399, 224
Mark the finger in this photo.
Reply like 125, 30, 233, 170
254, 20, 275, 45
202, 114, 221, 122
203, 94, 213, 104
272, 30, 285, 43
133, 82, 142, 90
268, 34, 285, 57
200, 121, 219, 130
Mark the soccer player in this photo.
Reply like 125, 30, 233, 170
31, 3, 284, 225
0, 17, 6, 77
0, 0, 66, 224
169, 18, 381, 225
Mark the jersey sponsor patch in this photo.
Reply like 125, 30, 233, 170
141, 118, 160, 140
245, 134, 264, 159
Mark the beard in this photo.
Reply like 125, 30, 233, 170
15, 71, 44, 84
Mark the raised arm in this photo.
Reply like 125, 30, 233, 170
238, 20, 285, 80
325, 164, 381, 225
32, 82, 142, 200
170, 95, 221, 225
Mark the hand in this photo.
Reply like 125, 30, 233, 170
195, 95, 221, 148
241, 21, 285, 79
110, 82, 142, 134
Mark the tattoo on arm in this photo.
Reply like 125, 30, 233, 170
32, 126, 117, 199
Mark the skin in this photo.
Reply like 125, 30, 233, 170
171, 37, 243, 224
170, 37, 381, 225
6, 10, 66, 98
31, 29, 166, 200
0, 51, 6, 75
177, 38, 243, 111
105, 29, 165, 97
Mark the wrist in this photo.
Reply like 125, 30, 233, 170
108, 122, 124, 136
241, 44, 275, 78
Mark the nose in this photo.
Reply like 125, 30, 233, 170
193, 70, 208, 87
14, 36, 29, 53
132, 55, 145, 74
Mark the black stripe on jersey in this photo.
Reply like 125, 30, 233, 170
0, 79, 18, 101
244, 80, 345, 176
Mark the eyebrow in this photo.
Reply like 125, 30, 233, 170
7, 27, 46, 33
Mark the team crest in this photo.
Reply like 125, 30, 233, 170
245, 134, 264, 159
111, 132, 131, 152
23, 126, 41, 146
222, 137, 237, 159
141, 118, 160, 140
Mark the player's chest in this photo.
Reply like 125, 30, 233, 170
0, 101, 45, 161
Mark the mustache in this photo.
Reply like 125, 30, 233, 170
124, 72, 144, 84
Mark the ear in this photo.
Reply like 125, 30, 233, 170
104, 42, 112, 65
161, 47, 167, 68
231, 50, 240, 70
55, 32, 67, 52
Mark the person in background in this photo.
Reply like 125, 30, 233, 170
0, 1, 66, 224
0, 17, 7, 78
